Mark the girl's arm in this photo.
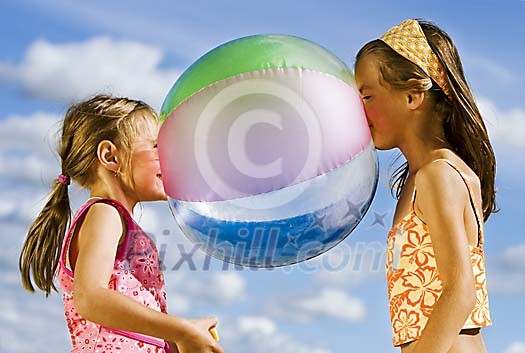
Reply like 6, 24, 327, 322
410, 163, 477, 353
73, 203, 223, 353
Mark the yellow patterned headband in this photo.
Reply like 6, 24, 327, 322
379, 19, 451, 98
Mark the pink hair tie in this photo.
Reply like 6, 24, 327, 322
57, 174, 71, 186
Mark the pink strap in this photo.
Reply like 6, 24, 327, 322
104, 327, 167, 348
59, 198, 134, 274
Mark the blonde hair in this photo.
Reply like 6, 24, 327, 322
19, 94, 158, 296
355, 19, 497, 222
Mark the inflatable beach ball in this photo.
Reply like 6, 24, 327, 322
158, 34, 378, 267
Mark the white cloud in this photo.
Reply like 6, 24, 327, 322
181, 271, 247, 306
464, 54, 515, 84
504, 342, 525, 353
0, 112, 60, 181
478, 97, 525, 149
0, 112, 59, 145
1, 37, 181, 110
0, 112, 62, 227
0, 153, 56, 185
166, 293, 191, 315
0, 280, 70, 353
221, 316, 332, 353
0, 223, 31, 270
501, 244, 525, 271
135, 203, 162, 236
210, 272, 247, 303
487, 271, 525, 295
24, 1, 210, 60
238, 316, 277, 335
487, 243, 525, 295
269, 287, 366, 323
296, 288, 366, 322
312, 241, 385, 288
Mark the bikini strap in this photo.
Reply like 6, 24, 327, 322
429, 158, 484, 247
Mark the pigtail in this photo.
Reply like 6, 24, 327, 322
19, 180, 71, 296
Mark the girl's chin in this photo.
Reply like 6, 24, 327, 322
135, 187, 167, 202
152, 188, 167, 201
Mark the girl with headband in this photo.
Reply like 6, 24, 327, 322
19, 95, 222, 353
355, 19, 496, 353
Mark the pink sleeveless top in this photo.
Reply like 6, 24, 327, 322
386, 159, 491, 346
57, 198, 171, 353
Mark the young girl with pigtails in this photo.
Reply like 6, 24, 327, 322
19, 95, 223, 353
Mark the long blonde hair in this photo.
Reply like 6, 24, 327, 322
355, 19, 497, 222
19, 94, 158, 296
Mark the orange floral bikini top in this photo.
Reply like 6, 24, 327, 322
386, 159, 492, 347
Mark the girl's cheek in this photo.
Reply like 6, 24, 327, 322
363, 105, 378, 124
136, 150, 159, 161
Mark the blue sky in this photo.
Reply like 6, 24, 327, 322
0, 1, 524, 352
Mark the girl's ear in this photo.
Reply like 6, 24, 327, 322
406, 89, 425, 111
97, 140, 121, 173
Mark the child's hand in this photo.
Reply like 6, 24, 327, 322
188, 317, 220, 341
176, 316, 224, 353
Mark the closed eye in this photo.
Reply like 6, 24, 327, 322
362, 95, 371, 101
